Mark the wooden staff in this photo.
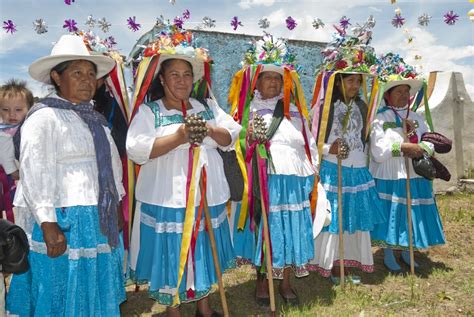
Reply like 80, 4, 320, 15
259, 177, 277, 315
403, 120, 415, 275
337, 155, 345, 288
200, 178, 229, 317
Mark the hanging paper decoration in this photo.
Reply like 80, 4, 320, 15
33, 18, 48, 34
230, 16, 243, 30
173, 16, 184, 28
469, 9, 474, 22
127, 16, 141, 32
202, 16, 216, 28
339, 16, 351, 29
63, 19, 78, 32
392, 13, 405, 28
312, 18, 325, 29
444, 10, 459, 25
182, 9, 190, 20
3, 20, 16, 34
352, 15, 375, 41
98, 17, 111, 33
85, 15, 96, 29
286, 16, 297, 30
391, 0, 396, 3
258, 18, 270, 29
169, 0, 176, 4
418, 13, 432, 26
64, 0, 75, 5
414, 55, 422, 60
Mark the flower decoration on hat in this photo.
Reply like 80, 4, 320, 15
241, 33, 298, 72
129, 19, 213, 121
392, 13, 405, 28
202, 16, 216, 28
85, 15, 96, 30
312, 18, 325, 29
373, 52, 421, 83
319, 16, 377, 74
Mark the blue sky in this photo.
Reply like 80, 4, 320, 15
0, 0, 473, 99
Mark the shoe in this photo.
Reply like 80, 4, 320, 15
279, 287, 299, 306
195, 310, 222, 317
383, 248, 402, 273
401, 250, 419, 269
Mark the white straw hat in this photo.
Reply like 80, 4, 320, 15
29, 34, 116, 84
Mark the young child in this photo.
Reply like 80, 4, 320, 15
0, 79, 34, 220
0, 78, 33, 317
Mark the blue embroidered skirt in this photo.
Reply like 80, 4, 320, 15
320, 160, 386, 234
131, 202, 235, 306
7, 206, 126, 316
246, 174, 315, 279
371, 178, 445, 249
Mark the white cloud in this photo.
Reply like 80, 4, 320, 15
238, 0, 276, 10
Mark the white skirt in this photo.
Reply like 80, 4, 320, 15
308, 231, 374, 277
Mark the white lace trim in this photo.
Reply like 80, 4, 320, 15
252, 90, 283, 107
269, 200, 311, 213
323, 180, 375, 194
140, 209, 228, 234
30, 240, 112, 260
378, 193, 434, 206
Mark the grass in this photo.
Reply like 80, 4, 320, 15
120, 193, 474, 316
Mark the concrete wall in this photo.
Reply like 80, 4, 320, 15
428, 72, 474, 192
193, 30, 326, 111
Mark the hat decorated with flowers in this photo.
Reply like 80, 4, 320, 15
373, 52, 423, 96
241, 33, 299, 75
319, 16, 377, 74
128, 19, 213, 120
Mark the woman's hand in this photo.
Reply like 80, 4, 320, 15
247, 124, 255, 144
206, 124, 231, 146
177, 124, 190, 144
41, 222, 67, 258
401, 143, 425, 159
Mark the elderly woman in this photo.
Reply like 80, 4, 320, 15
126, 27, 240, 317
7, 34, 126, 315
230, 35, 318, 305
370, 74, 445, 273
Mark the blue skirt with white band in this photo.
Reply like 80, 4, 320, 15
242, 173, 315, 279
7, 206, 126, 316
319, 160, 386, 234
371, 177, 445, 249
131, 202, 235, 306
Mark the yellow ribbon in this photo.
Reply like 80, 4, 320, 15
173, 146, 201, 306
317, 72, 337, 164
236, 142, 249, 230
228, 69, 244, 116
131, 57, 152, 111
365, 77, 379, 139
290, 70, 310, 122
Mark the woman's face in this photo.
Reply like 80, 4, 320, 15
256, 71, 283, 100
51, 60, 97, 104
159, 59, 194, 101
338, 74, 362, 100
385, 85, 411, 108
